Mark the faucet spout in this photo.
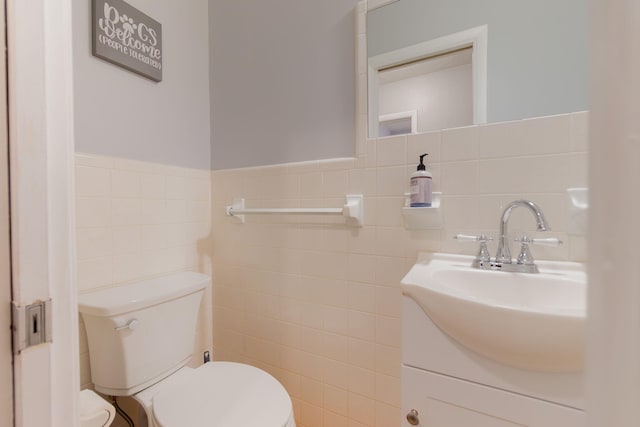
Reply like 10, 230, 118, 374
495, 200, 550, 264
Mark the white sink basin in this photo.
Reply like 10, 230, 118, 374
401, 253, 586, 372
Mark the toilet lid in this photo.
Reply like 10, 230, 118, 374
152, 362, 293, 427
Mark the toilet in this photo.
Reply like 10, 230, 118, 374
78, 271, 295, 427
79, 389, 116, 427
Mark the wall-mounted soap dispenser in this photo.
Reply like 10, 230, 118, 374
410, 153, 432, 207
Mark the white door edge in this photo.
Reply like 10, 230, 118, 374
587, 0, 640, 425
0, 0, 13, 424
7, 0, 79, 425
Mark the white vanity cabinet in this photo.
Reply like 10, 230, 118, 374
402, 366, 584, 427
402, 296, 586, 427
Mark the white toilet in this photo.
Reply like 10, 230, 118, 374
78, 272, 295, 427
79, 389, 116, 427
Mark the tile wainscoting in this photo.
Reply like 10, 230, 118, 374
211, 112, 588, 427
71, 111, 588, 427
74, 153, 213, 396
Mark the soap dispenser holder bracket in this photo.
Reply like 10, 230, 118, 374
401, 192, 442, 229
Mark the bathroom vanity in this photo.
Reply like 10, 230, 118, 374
401, 253, 586, 426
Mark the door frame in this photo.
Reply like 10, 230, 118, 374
367, 25, 488, 138
7, 0, 79, 426
587, 0, 640, 425
0, 0, 13, 424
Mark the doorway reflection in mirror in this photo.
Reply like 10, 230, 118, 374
377, 48, 473, 136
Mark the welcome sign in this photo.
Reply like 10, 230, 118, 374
92, 0, 163, 82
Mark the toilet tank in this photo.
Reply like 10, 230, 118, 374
78, 272, 209, 396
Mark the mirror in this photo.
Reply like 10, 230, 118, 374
365, 0, 588, 137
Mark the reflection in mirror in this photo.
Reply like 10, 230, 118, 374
377, 47, 473, 136
378, 110, 417, 137
366, 0, 588, 138
368, 24, 488, 138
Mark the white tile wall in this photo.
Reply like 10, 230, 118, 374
75, 153, 213, 392
211, 112, 589, 427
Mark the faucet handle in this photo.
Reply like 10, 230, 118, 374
514, 236, 535, 266
514, 236, 564, 267
531, 237, 563, 247
454, 234, 493, 266
515, 236, 563, 247
454, 234, 492, 243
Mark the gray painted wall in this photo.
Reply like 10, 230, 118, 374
368, 0, 589, 124
73, 0, 211, 170
209, 0, 359, 170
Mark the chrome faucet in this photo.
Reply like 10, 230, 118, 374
494, 200, 550, 272
454, 200, 562, 273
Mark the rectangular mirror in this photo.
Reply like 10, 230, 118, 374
365, 0, 588, 137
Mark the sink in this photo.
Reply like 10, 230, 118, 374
401, 253, 586, 372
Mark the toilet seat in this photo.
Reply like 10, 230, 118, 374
151, 362, 294, 427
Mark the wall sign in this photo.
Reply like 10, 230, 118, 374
92, 0, 163, 82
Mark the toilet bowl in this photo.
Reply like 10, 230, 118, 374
136, 362, 295, 427
78, 272, 295, 427
79, 389, 116, 427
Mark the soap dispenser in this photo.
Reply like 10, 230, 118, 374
410, 153, 432, 207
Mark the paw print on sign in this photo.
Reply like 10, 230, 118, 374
120, 13, 137, 34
